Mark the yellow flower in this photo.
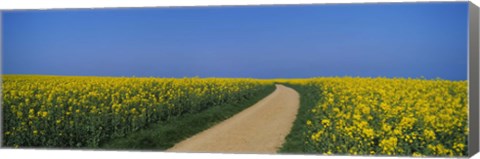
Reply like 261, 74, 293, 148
379, 136, 398, 154
423, 129, 436, 140
321, 119, 330, 127
16, 111, 23, 118
306, 120, 312, 126
324, 150, 332, 155
41, 111, 48, 118
328, 98, 334, 103
363, 128, 374, 138
453, 143, 465, 152
311, 131, 322, 142
130, 108, 137, 114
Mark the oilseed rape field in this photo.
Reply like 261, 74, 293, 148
282, 77, 468, 157
2, 75, 273, 148
1, 75, 469, 157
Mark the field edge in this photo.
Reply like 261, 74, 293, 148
278, 83, 320, 153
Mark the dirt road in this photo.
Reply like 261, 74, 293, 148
167, 84, 300, 153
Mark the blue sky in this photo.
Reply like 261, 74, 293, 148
2, 2, 468, 80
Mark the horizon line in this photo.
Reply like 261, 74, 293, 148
0, 73, 467, 81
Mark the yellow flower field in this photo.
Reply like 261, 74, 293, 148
1, 75, 469, 156
288, 77, 468, 156
2, 75, 273, 147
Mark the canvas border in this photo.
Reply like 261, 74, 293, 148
469, 1, 479, 157
0, 1, 477, 159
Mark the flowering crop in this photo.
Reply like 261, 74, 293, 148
2, 75, 272, 148
290, 77, 468, 157
1, 75, 469, 156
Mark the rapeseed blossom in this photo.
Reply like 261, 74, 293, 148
2, 75, 273, 148
292, 77, 467, 156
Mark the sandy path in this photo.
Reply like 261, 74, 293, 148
167, 84, 300, 154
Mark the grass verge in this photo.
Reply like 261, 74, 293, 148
278, 83, 321, 153
100, 85, 276, 150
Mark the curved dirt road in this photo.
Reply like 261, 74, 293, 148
167, 84, 300, 153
